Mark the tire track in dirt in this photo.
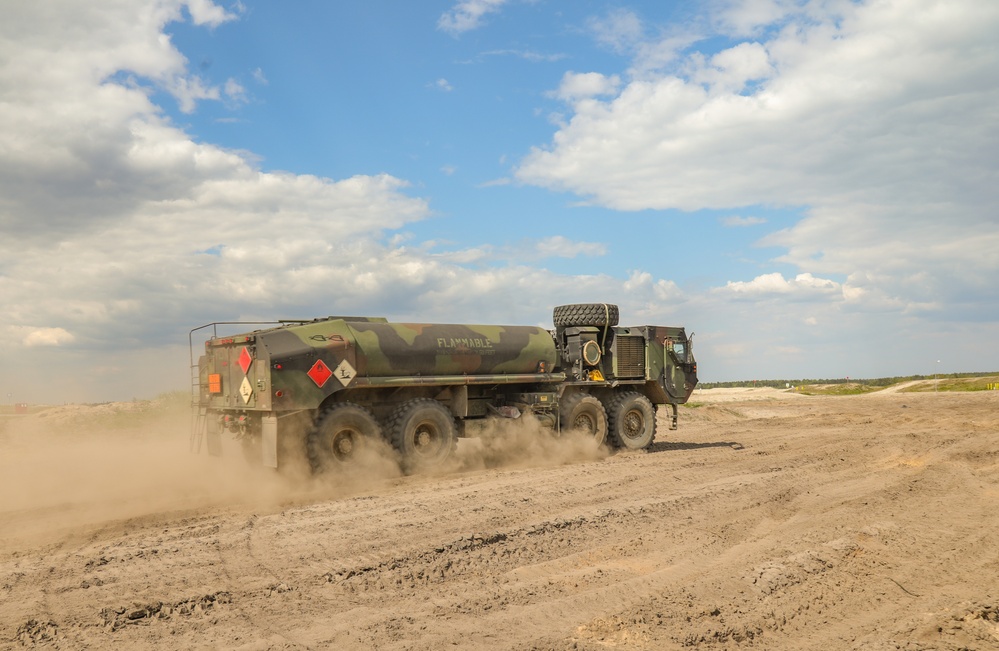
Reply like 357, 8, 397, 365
3, 538, 72, 648
4, 519, 153, 648
77, 514, 230, 645
154, 437, 742, 648
209, 513, 313, 649
4, 390, 998, 649
549, 395, 999, 650
289, 461, 782, 647
12, 511, 253, 649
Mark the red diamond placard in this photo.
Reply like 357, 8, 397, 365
307, 359, 333, 388
238, 347, 253, 375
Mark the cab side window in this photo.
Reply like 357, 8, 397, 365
673, 340, 686, 363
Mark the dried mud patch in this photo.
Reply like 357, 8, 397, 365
98, 591, 232, 632
853, 600, 999, 650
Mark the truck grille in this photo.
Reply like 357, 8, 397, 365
614, 336, 645, 378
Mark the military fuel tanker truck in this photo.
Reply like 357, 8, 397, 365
190, 303, 697, 473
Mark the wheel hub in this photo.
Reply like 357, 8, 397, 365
333, 431, 354, 457
623, 411, 644, 438
414, 425, 435, 451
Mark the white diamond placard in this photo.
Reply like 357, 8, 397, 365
334, 359, 357, 387
240, 376, 253, 404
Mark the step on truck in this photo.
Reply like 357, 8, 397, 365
189, 303, 697, 473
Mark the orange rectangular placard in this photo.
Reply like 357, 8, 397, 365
208, 373, 222, 393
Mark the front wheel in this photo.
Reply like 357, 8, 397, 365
388, 399, 457, 473
559, 393, 608, 445
307, 403, 382, 473
606, 392, 656, 450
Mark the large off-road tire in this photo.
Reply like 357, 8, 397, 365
559, 393, 608, 445
388, 399, 457, 473
552, 303, 620, 328
606, 392, 657, 450
307, 402, 382, 473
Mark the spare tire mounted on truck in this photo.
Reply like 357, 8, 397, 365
190, 303, 697, 473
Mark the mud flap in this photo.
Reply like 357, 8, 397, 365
262, 414, 278, 468
206, 418, 223, 456
206, 431, 223, 456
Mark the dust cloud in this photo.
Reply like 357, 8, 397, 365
0, 401, 301, 548
0, 401, 610, 549
451, 414, 610, 472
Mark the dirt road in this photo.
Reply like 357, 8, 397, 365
2, 389, 998, 650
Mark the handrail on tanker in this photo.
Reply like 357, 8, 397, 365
188, 320, 310, 370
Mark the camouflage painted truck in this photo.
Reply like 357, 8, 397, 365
190, 303, 697, 473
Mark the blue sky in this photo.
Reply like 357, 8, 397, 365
1, 0, 998, 402
161, 1, 773, 284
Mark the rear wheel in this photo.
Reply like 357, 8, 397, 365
606, 392, 656, 450
307, 403, 381, 473
559, 393, 608, 445
388, 399, 457, 472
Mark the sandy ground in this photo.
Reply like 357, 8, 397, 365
1, 388, 998, 650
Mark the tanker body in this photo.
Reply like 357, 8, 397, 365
191, 303, 697, 473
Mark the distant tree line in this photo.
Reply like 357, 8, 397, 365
697, 371, 998, 390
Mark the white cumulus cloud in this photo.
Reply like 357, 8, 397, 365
438, 0, 509, 35
518, 0, 999, 347
720, 272, 840, 300
534, 236, 607, 259
551, 72, 622, 102
21, 327, 76, 347
721, 215, 767, 227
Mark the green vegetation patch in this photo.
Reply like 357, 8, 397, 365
700, 372, 999, 393
795, 383, 881, 396
899, 376, 999, 393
